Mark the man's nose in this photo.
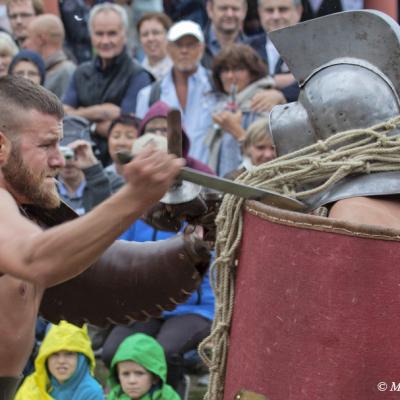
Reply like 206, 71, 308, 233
179, 44, 189, 53
272, 9, 281, 19
100, 34, 111, 44
50, 147, 66, 168
225, 7, 235, 17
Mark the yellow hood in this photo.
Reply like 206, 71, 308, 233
15, 321, 96, 400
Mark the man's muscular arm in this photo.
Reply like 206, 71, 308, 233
0, 149, 184, 288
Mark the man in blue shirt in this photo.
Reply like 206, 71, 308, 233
249, 0, 302, 102
202, 0, 248, 68
136, 20, 215, 164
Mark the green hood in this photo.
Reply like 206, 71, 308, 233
107, 333, 180, 400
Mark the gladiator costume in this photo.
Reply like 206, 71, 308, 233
197, 10, 400, 400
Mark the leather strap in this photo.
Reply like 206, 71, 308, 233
0, 376, 21, 400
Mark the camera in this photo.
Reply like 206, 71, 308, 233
60, 146, 75, 160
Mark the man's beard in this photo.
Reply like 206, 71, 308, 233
2, 145, 61, 209
219, 19, 240, 35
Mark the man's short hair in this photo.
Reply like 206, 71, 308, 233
209, 0, 247, 5
0, 76, 64, 139
6, 0, 44, 15
88, 3, 128, 35
258, 0, 301, 6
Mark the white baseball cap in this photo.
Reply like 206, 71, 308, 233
167, 20, 204, 43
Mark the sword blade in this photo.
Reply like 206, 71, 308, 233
116, 151, 306, 211
179, 167, 306, 211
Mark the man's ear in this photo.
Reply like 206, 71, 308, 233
206, 0, 214, 19
242, 0, 248, 15
295, 5, 304, 23
38, 32, 47, 47
0, 132, 11, 166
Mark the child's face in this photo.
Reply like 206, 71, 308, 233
143, 118, 168, 137
117, 361, 156, 399
248, 136, 276, 166
108, 123, 139, 163
47, 351, 78, 383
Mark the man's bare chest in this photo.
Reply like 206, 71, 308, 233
0, 275, 41, 313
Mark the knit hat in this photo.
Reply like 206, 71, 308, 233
9, 49, 46, 85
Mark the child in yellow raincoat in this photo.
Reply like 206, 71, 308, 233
15, 320, 104, 399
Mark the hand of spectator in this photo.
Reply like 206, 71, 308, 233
250, 89, 286, 113
94, 103, 121, 121
212, 110, 246, 141
94, 120, 112, 138
274, 73, 296, 89
122, 145, 185, 209
68, 140, 98, 169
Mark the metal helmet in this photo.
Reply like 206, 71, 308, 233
269, 10, 400, 156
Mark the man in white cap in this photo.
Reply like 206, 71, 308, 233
136, 20, 215, 164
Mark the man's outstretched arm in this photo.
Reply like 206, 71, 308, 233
0, 149, 184, 288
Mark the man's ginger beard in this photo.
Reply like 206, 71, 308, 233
2, 142, 61, 209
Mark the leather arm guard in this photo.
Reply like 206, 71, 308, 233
40, 234, 210, 327
0, 377, 22, 400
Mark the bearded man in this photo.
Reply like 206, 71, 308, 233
0, 76, 209, 399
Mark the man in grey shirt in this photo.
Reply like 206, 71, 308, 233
23, 13, 76, 98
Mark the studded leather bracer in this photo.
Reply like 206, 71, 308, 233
40, 234, 210, 327
21, 203, 211, 327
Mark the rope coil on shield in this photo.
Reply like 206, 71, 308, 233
198, 115, 400, 400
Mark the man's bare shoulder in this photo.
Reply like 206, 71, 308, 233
0, 189, 33, 225
0, 188, 18, 209
0, 188, 42, 256
329, 196, 400, 229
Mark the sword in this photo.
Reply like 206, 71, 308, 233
116, 151, 306, 212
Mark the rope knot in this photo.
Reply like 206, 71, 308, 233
383, 122, 397, 132
377, 135, 389, 147
311, 159, 322, 169
316, 140, 329, 152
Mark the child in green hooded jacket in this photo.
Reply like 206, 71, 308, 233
107, 333, 180, 400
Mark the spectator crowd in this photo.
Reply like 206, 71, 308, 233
0, 0, 365, 398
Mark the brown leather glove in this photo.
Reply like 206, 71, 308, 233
142, 190, 222, 242
40, 232, 211, 327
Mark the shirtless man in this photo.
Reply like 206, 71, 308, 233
0, 76, 185, 397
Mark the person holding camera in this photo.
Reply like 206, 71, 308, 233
57, 138, 124, 215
